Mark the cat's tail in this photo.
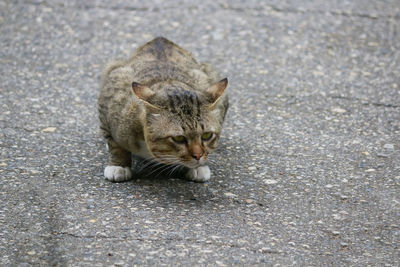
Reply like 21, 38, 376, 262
100, 59, 127, 87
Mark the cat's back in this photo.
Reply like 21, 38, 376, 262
131, 37, 197, 66
128, 37, 219, 89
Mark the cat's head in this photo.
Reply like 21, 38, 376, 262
132, 79, 228, 168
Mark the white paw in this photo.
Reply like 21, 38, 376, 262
186, 165, 211, 182
104, 166, 132, 182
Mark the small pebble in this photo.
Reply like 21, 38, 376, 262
245, 199, 254, 204
224, 192, 237, 198
377, 153, 389, 158
41, 127, 57, 133
331, 231, 340, 235
383, 144, 394, 151
263, 179, 278, 185
331, 107, 346, 113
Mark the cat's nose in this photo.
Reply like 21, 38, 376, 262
191, 152, 203, 160
190, 144, 203, 160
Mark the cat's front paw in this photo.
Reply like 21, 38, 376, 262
104, 166, 132, 182
186, 165, 211, 183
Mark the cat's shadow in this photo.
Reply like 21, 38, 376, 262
122, 157, 216, 207
130, 157, 191, 182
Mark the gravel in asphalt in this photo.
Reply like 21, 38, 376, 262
0, 0, 399, 265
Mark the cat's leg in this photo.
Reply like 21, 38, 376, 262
185, 165, 211, 183
104, 138, 132, 182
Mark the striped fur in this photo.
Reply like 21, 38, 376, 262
98, 37, 229, 179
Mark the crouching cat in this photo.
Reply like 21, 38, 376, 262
98, 37, 229, 182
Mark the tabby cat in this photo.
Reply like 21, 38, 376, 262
98, 37, 229, 182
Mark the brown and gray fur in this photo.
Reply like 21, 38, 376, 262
98, 37, 229, 182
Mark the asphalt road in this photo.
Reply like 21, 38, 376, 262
1, 0, 399, 266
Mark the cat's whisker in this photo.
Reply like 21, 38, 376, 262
152, 165, 174, 178
138, 154, 182, 174
146, 161, 177, 177
167, 164, 183, 176
136, 158, 161, 172
164, 164, 178, 175
143, 155, 185, 177
145, 162, 167, 173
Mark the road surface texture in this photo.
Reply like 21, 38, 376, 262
1, 0, 399, 266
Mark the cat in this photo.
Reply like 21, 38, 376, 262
98, 37, 229, 182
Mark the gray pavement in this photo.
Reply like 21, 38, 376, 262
1, 0, 399, 266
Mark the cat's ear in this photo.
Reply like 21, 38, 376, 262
205, 78, 228, 108
132, 82, 155, 101
132, 82, 160, 109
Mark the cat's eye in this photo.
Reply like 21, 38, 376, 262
201, 132, 213, 141
171, 135, 187, 143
